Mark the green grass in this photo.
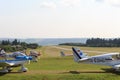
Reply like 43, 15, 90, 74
1, 46, 120, 80
0, 74, 120, 80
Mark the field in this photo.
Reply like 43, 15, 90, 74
1, 46, 120, 80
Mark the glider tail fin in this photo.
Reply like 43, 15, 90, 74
72, 47, 88, 62
60, 51, 65, 57
72, 47, 82, 62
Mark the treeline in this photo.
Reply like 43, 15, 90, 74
59, 43, 86, 46
59, 38, 120, 47
0, 39, 39, 52
86, 38, 120, 47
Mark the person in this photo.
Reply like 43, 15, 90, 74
0, 48, 2, 58
0, 48, 7, 60
1, 48, 6, 54
29, 50, 41, 62
21, 49, 27, 56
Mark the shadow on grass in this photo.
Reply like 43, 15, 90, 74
101, 68, 120, 75
0, 73, 7, 76
61, 70, 107, 74
69, 71, 80, 74
0, 72, 23, 76
8, 72, 23, 74
61, 68, 120, 75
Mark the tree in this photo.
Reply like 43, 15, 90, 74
12, 39, 19, 45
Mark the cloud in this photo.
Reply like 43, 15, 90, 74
95, 0, 104, 3
108, 0, 120, 6
95, 0, 120, 7
40, 0, 81, 9
60, 0, 81, 7
40, 2, 56, 9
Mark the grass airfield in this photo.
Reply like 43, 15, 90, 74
1, 46, 120, 80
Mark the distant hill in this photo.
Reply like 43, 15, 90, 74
0, 38, 87, 46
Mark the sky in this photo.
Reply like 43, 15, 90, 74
0, 0, 120, 38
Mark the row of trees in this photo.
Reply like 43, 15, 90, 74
86, 38, 120, 47
0, 39, 39, 52
59, 43, 86, 46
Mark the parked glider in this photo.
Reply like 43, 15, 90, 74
0, 52, 32, 73
72, 47, 120, 71
60, 51, 73, 57
60, 48, 88, 57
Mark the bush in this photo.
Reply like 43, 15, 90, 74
27, 43, 38, 49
